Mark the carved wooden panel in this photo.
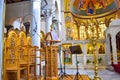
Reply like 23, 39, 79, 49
45, 46, 58, 80
6, 30, 18, 68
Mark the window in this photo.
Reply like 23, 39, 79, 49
99, 21, 106, 39
73, 23, 78, 40
79, 23, 86, 40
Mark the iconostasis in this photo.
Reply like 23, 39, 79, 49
61, 41, 106, 67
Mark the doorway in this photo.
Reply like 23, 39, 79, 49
116, 32, 120, 63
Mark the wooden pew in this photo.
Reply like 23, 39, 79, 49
26, 36, 36, 80
18, 32, 37, 80
3, 30, 26, 80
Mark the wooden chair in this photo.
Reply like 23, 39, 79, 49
3, 30, 26, 80
18, 32, 36, 80
26, 36, 36, 80
18, 31, 27, 65
18, 31, 28, 79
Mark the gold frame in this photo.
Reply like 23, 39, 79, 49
98, 43, 105, 54
86, 43, 93, 54
62, 43, 72, 65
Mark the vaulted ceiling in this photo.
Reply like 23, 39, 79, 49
6, 0, 29, 4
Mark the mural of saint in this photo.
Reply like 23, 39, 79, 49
62, 45, 72, 64
87, 45, 93, 54
63, 46, 71, 62
73, 0, 84, 11
99, 45, 105, 54
97, 0, 108, 9
66, 26, 73, 40
87, 0, 95, 14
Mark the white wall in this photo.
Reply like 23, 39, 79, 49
5, 1, 31, 25
6, 1, 46, 34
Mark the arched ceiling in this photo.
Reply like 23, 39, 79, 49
71, 0, 118, 18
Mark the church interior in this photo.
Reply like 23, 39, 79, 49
0, 0, 120, 80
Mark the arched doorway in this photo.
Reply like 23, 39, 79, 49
108, 34, 113, 64
116, 32, 120, 63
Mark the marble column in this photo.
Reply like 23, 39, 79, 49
82, 43, 87, 65
112, 37, 118, 64
44, 9, 52, 33
0, 0, 5, 79
106, 37, 111, 65
60, 0, 66, 40
31, 0, 41, 76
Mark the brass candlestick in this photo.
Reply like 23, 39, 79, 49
88, 22, 101, 80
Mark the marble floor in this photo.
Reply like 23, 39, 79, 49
58, 68, 120, 80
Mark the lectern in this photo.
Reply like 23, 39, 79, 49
69, 45, 83, 80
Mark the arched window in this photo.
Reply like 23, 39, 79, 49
73, 23, 78, 40
87, 22, 97, 39
99, 21, 106, 39
12, 18, 23, 30
79, 23, 86, 40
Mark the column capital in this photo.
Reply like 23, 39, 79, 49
42, 9, 53, 18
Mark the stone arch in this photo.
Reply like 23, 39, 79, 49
116, 32, 120, 52
12, 17, 22, 30
116, 32, 120, 63
9, 17, 22, 25
107, 33, 113, 64
107, 34, 112, 53
114, 27, 120, 37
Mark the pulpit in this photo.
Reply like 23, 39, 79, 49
45, 46, 58, 80
44, 26, 60, 80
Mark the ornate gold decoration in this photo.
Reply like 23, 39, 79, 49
88, 18, 101, 80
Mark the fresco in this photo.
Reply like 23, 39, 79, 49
71, 0, 116, 15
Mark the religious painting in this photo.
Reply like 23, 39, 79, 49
86, 0, 96, 15
64, 12, 74, 40
71, 0, 115, 16
62, 43, 72, 65
66, 25, 73, 40
98, 43, 105, 54
86, 43, 93, 54
73, 0, 84, 11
